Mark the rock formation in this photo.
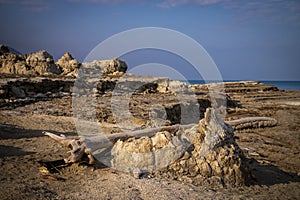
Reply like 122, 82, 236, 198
1, 45, 282, 187
26, 50, 61, 75
55, 52, 80, 77
81, 58, 127, 78
0, 45, 29, 75
43, 108, 251, 186
110, 108, 250, 186
0, 45, 81, 76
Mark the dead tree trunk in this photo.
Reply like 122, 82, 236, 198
43, 116, 276, 164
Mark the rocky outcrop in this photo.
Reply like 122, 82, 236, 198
81, 58, 127, 78
55, 52, 80, 77
0, 53, 29, 75
191, 81, 279, 94
0, 45, 29, 75
26, 50, 61, 75
0, 77, 73, 99
0, 45, 62, 76
0, 45, 81, 76
110, 108, 250, 186
0, 45, 129, 80
0, 45, 10, 55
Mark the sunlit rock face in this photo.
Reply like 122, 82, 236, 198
111, 108, 250, 187
55, 52, 80, 77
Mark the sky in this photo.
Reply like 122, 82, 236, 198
0, 0, 300, 81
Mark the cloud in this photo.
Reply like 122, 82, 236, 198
156, 0, 227, 8
227, 0, 300, 24
67, 0, 138, 4
156, 0, 300, 25
0, 0, 51, 12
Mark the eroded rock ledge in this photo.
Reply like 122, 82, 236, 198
110, 108, 250, 186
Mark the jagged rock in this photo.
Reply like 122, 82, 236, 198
196, 108, 233, 157
103, 58, 127, 76
55, 52, 80, 77
111, 130, 189, 174
156, 108, 249, 186
110, 108, 250, 187
0, 56, 29, 75
0, 46, 30, 75
0, 45, 10, 55
74, 59, 128, 95
0, 44, 22, 55
26, 50, 61, 75
81, 58, 127, 78
1, 47, 64, 76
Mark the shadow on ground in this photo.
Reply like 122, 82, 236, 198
0, 125, 299, 188
0, 124, 77, 139
247, 158, 300, 186
0, 145, 35, 158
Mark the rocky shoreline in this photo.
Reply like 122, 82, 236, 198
0, 45, 299, 199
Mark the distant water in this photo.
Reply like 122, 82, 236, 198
185, 80, 300, 91
259, 81, 300, 91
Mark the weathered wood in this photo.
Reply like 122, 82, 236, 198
43, 131, 95, 164
105, 123, 197, 142
226, 117, 277, 130
43, 116, 277, 164
43, 124, 198, 164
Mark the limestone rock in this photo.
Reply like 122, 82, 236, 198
1, 46, 62, 76
0, 54, 29, 75
110, 130, 190, 175
110, 108, 250, 187
196, 108, 234, 157
26, 50, 61, 75
103, 58, 127, 76
0, 45, 30, 75
55, 52, 80, 77
81, 58, 127, 78
167, 80, 189, 93
157, 108, 249, 186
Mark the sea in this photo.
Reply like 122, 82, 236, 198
185, 80, 300, 92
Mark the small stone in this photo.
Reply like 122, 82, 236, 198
132, 168, 142, 179
11, 86, 25, 98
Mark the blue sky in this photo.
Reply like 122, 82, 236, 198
0, 0, 299, 80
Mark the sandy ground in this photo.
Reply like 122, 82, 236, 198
0, 90, 300, 199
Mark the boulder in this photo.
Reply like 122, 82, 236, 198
55, 52, 80, 77
1, 46, 63, 76
0, 53, 29, 75
110, 108, 250, 186
0, 45, 31, 75
26, 50, 61, 75
81, 58, 127, 78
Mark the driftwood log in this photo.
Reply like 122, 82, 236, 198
43, 131, 95, 164
226, 117, 277, 130
43, 124, 196, 164
43, 117, 277, 164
